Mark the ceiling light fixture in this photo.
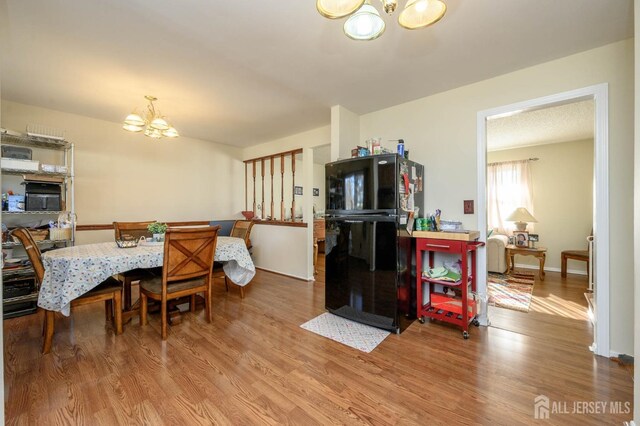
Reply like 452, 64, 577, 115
123, 95, 179, 139
317, 0, 446, 41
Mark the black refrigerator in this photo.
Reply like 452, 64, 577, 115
324, 154, 424, 333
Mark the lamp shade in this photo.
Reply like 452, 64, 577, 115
162, 127, 179, 138
398, 0, 446, 30
343, 2, 385, 40
506, 207, 537, 231
124, 113, 145, 127
506, 207, 537, 223
149, 117, 170, 131
317, 0, 365, 19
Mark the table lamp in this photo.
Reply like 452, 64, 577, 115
506, 207, 537, 231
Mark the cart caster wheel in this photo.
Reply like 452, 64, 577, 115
418, 316, 425, 324
472, 319, 480, 327
462, 331, 469, 339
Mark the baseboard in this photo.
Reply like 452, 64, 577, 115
254, 266, 313, 282
513, 263, 587, 276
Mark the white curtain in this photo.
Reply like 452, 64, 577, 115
487, 160, 534, 234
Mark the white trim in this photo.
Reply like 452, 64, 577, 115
255, 266, 312, 282
477, 84, 610, 357
510, 263, 588, 276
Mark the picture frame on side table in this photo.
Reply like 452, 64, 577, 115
528, 233, 539, 248
514, 231, 529, 247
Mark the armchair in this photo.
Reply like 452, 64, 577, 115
487, 234, 509, 273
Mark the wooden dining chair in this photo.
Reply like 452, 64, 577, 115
214, 220, 254, 299
12, 228, 123, 354
113, 221, 158, 309
139, 226, 220, 340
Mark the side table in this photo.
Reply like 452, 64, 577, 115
505, 245, 547, 280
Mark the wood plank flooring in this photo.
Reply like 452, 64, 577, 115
4, 260, 633, 425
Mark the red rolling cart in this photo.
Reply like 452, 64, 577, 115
415, 234, 484, 339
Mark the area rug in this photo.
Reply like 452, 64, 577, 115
300, 313, 390, 353
488, 271, 535, 313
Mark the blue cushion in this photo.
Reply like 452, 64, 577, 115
209, 220, 235, 237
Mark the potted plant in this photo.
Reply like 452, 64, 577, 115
147, 222, 168, 242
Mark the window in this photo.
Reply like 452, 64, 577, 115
487, 160, 534, 234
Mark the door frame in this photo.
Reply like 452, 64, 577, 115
475, 83, 609, 357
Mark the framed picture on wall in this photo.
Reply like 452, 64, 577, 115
514, 231, 529, 247
294, 186, 303, 196
313, 188, 319, 196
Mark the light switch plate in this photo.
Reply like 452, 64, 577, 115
464, 200, 474, 214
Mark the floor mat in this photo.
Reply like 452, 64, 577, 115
488, 271, 535, 313
300, 312, 390, 353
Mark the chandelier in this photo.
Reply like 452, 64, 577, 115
317, 0, 446, 41
122, 95, 179, 139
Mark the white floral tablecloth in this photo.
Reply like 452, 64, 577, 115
39, 236, 255, 315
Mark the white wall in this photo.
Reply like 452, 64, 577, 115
331, 105, 359, 161
358, 40, 634, 355
487, 140, 594, 274
1, 100, 245, 245
312, 162, 325, 214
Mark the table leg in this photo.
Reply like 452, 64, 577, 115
539, 252, 546, 281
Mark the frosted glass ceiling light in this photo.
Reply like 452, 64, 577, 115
344, 2, 385, 40
318, 0, 445, 40
317, 0, 365, 19
398, 0, 446, 30
162, 127, 179, 138
123, 95, 178, 139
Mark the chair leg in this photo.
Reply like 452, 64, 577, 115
190, 294, 196, 313
105, 300, 113, 322
205, 290, 212, 323
239, 284, 245, 299
161, 298, 168, 340
140, 293, 148, 326
114, 290, 123, 335
42, 310, 55, 354
123, 276, 133, 310
561, 254, 567, 278
224, 276, 229, 292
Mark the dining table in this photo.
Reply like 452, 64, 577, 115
39, 236, 255, 315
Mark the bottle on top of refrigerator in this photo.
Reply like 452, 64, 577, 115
397, 139, 405, 156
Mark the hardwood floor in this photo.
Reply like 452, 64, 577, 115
489, 270, 594, 347
4, 260, 633, 424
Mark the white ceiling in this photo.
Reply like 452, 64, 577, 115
0, 1, 633, 147
487, 100, 595, 151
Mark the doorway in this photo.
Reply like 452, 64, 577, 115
484, 100, 594, 348
476, 84, 610, 356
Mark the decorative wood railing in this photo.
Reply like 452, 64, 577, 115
244, 148, 303, 221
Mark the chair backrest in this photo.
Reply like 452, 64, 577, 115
208, 220, 235, 237
113, 221, 156, 240
163, 226, 220, 283
11, 228, 45, 284
230, 220, 254, 247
